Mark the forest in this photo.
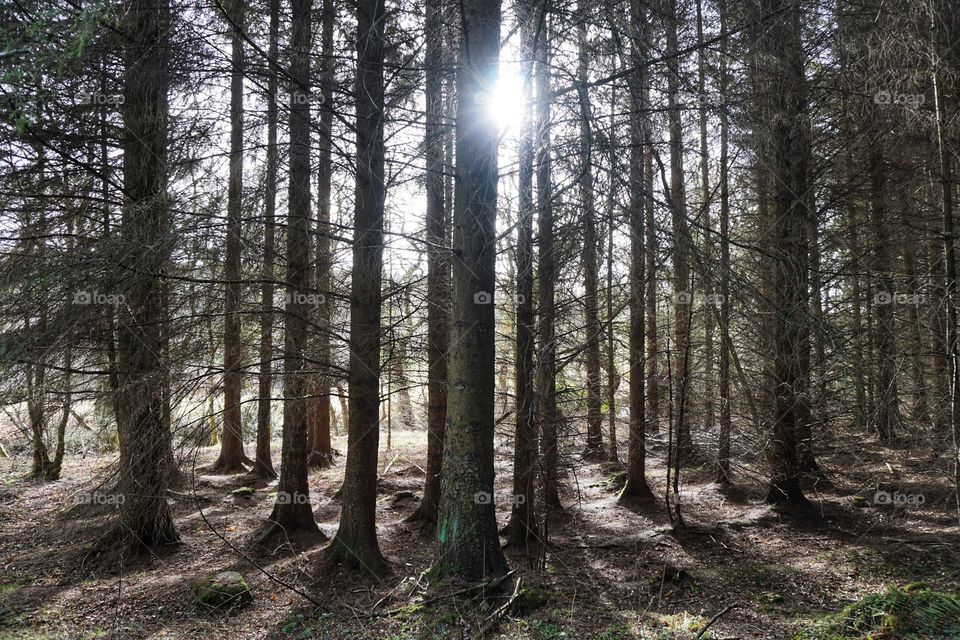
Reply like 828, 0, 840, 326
1, 0, 960, 638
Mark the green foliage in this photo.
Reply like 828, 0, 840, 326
0, 2, 117, 129
797, 585, 960, 639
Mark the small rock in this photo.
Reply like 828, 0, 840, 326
194, 571, 253, 611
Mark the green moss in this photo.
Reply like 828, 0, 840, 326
797, 585, 960, 639
231, 486, 254, 497
511, 587, 549, 616
593, 621, 636, 639
194, 570, 253, 611
393, 603, 424, 621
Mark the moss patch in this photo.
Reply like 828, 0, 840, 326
797, 585, 960, 639
194, 570, 253, 611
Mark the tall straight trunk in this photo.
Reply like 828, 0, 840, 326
308, 0, 336, 469
928, 170, 951, 436
904, 229, 929, 424
327, 0, 388, 575
214, 0, 250, 473
621, 0, 653, 501
695, 0, 715, 436
606, 82, 619, 462
434, 0, 509, 582
868, 142, 900, 443
113, 0, 178, 550
252, 0, 280, 480
506, 0, 539, 546
842, 97, 867, 429
580, 4, 603, 459
665, 0, 693, 460
715, 0, 731, 484
261, 0, 322, 543
535, 17, 561, 510
644, 63, 658, 436
932, 4, 960, 519
408, 0, 447, 523
756, 0, 811, 506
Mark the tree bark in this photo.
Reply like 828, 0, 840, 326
535, 15, 562, 510
620, 0, 653, 501
715, 0, 731, 485
260, 0, 323, 544
213, 0, 251, 474
326, 0, 388, 575
112, 0, 179, 550
755, 0, 812, 506
252, 0, 280, 481
408, 0, 448, 525
664, 0, 694, 461
308, 0, 336, 470
505, 0, 539, 546
434, 0, 509, 582
580, 2, 603, 460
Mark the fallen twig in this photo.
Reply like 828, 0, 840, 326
696, 603, 738, 639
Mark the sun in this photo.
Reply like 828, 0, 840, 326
489, 63, 526, 131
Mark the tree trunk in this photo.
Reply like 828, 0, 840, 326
756, 0, 812, 506
868, 141, 900, 444
664, 0, 694, 461
408, 0, 448, 525
932, 7, 960, 521
580, 2, 603, 460
606, 82, 619, 463
434, 0, 509, 582
505, 0, 539, 546
715, 0, 731, 485
621, 0, 653, 502
326, 0, 388, 575
214, 0, 250, 474
252, 0, 280, 481
260, 0, 323, 544
695, 0, 716, 438
112, 0, 178, 551
308, 0, 336, 470
535, 16, 562, 510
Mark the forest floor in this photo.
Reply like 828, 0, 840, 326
1, 426, 959, 640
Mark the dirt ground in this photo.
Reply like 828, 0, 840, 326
1, 426, 958, 640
